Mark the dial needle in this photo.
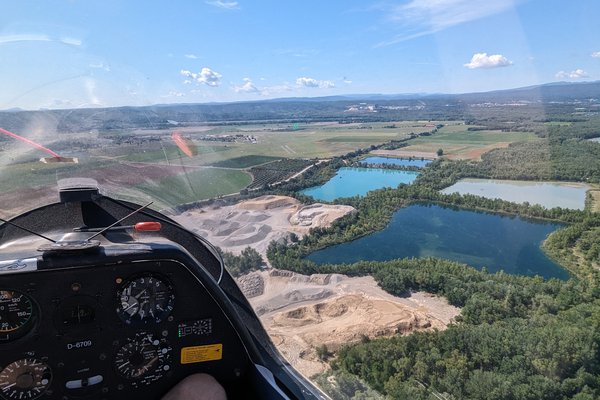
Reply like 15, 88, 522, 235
117, 361, 130, 370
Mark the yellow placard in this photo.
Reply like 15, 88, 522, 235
180, 344, 223, 364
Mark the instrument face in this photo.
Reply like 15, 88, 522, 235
114, 332, 172, 385
0, 358, 52, 400
116, 275, 175, 326
0, 290, 36, 342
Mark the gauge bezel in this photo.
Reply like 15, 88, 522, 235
0, 358, 52, 400
115, 273, 175, 326
113, 332, 172, 386
0, 289, 38, 343
52, 294, 103, 334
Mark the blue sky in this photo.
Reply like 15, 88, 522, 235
1, 0, 599, 109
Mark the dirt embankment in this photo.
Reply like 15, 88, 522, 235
174, 195, 355, 258
239, 270, 460, 378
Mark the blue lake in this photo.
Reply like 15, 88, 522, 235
362, 156, 431, 168
300, 167, 419, 201
307, 204, 568, 279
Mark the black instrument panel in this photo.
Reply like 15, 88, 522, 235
0, 259, 250, 400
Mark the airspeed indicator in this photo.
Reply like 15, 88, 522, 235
0, 290, 35, 342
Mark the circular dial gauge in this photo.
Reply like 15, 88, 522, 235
0, 290, 35, 341
116, 275, 174, 325
114, 333, 172, 386
0, 359, 52, 400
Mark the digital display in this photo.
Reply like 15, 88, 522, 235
177, 319, 212, 338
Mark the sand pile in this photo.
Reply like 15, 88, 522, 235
174, 195, 355, 258
245, 270, 460, 377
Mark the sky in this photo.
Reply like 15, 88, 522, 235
0, 0, 599, 110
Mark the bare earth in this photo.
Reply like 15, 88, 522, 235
174, 195, 355, 258
371, 149, 438, 160
589, 189, 600, 213
239, 270, 460, 378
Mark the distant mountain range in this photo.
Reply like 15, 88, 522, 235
454, 81, 600, 103
251, 81, 600, 103
0, 81, 597, 133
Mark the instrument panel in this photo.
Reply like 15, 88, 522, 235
0, 259, 250, 400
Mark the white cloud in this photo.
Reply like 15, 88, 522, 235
0, 34, 82, 46
60, 37, 82, 46
592, 51, 600, 58
378, 0, 519, 46
234, 78, 259, 93
206, 0, 240, 10
232, 78, 293, 96
0, 34, 51, 44
185, 54, 199, 59
555, 69, 589, 79
180, 67, 222, 86
464, 53, 513, 69
296, 77, 335, 89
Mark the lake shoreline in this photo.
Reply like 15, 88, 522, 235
302, 200, 574, 279
442, 178, 591, 211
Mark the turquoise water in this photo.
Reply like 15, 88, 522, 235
300, 167, 419, 201
307, 204, 568, 279
362, 156, 431, 168
442, 178, 590, 210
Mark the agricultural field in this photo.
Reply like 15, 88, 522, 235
247, 159, 314, 189
0, 120, 450, 212
401, 125, 539, 160
97, 121, 441, 167
135, 168, 252, 208
211, 155, 282, 169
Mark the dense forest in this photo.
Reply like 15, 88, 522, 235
297, 258, 600, 399
217, 246, 264, 277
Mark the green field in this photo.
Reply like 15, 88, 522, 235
135, 168, 252, 208
125, 145, 229, 163
403, 126, 539, 160
322, 136, 396, 143
211, 155, 282, 168
544, 121, 573, 126
109, 121, 445, 167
